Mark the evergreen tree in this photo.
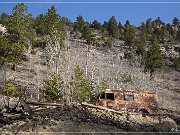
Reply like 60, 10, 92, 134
172, 55, 180, 70
34, 14, 47, 36
145, 35, 164, 74
102, 21, 108, 29
82, 24, 95, 45
0, 36, 24, 67
166, 23, 171, 37
125, 20, 130, 28
74, 15, 85, 32
107, 16, 119, 38
124, 20, 136, 48
101, 28, 108, 44
141, 22, 148, 40
152, 17, 166, 43
0, 3, 34, 70
172, 17, 180, 27
118, 22, 124, 40
0, 13, 10, 26
171, 28, 177, 42
46, 6, 64, 34
46, 6, 65, 49
9, 3, 34, 45
154, 17, 162, 27
43, 73, 64, 102
72, 65, 91, 102
105, 37, 113, 48
176, 28, 180, 42
4, 80, 19, 97
135, 22, 147, 57
61, 17, 72, 26
146, 18, 153, 37
166, 23, 176, 42
92, 20, 102, 30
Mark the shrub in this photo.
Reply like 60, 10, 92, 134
4, 80, 19, 97
32, 39, 46, 48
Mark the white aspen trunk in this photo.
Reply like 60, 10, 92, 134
91, 70, 94, 80
85, 45, 88, 78
112, 78, 115, 89
37, 60, 40, 101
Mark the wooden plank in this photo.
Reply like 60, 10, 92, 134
25, 101, 63, 107
81, 102, 139, 115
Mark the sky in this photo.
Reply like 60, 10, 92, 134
0, 0, 180, 26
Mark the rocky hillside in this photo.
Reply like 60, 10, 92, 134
0, 37, 180, 111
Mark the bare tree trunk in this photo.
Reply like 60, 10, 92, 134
2, 64, 7, 108
0, 61, 4, 69
12, 64, 16, 71
3, 64, 10, 111
37, 60, 40, 101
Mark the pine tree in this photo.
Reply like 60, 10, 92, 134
74, 15, 85, 32
82, 24, 95, 45
105, 37, 113, 48
0, 3, 34, 70
124, 20, 136, 48
72, 65, 91, 102
152, 17, 166, 43
34, 14, 47, 36
154, 17, 162, 27
136, 22, 147, 57
141, 22, 148, 40
0, 13, 10, 26
107, 16, 119, 38
168, 17, 180, 41
172, 17, 180, 27
102, 21, 108, 29
172, 55, 180, 70
166, 23, 176, 42
118, 22, 124, 40
45, 6, 65, 94
43, 73, 64, 102
146, 18, 153, 38
125, 20, 130, 28
171, 28, 177, 42
46, 6, 63, 32
0, 36, 24, 67
92, 20, 102, 30
176, 28, 180, 42
9, 3, 34, 45
4, 80, 19, 97
45, 6, 65, 50
145, 35, 164, 75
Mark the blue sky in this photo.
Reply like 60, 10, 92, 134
0, 0, 180, 26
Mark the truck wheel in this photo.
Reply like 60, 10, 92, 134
139, 109, 149, 117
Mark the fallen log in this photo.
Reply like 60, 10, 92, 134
25, 101, 63, 107
81, 102, 139, 115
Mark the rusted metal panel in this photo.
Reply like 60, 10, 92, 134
96, 89, 159, 115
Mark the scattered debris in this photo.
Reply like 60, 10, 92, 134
0, 98, 179, 133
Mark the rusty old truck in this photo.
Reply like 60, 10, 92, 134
96, 89, 159, 116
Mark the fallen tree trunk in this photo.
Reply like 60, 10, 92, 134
25, 101, 63, 107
